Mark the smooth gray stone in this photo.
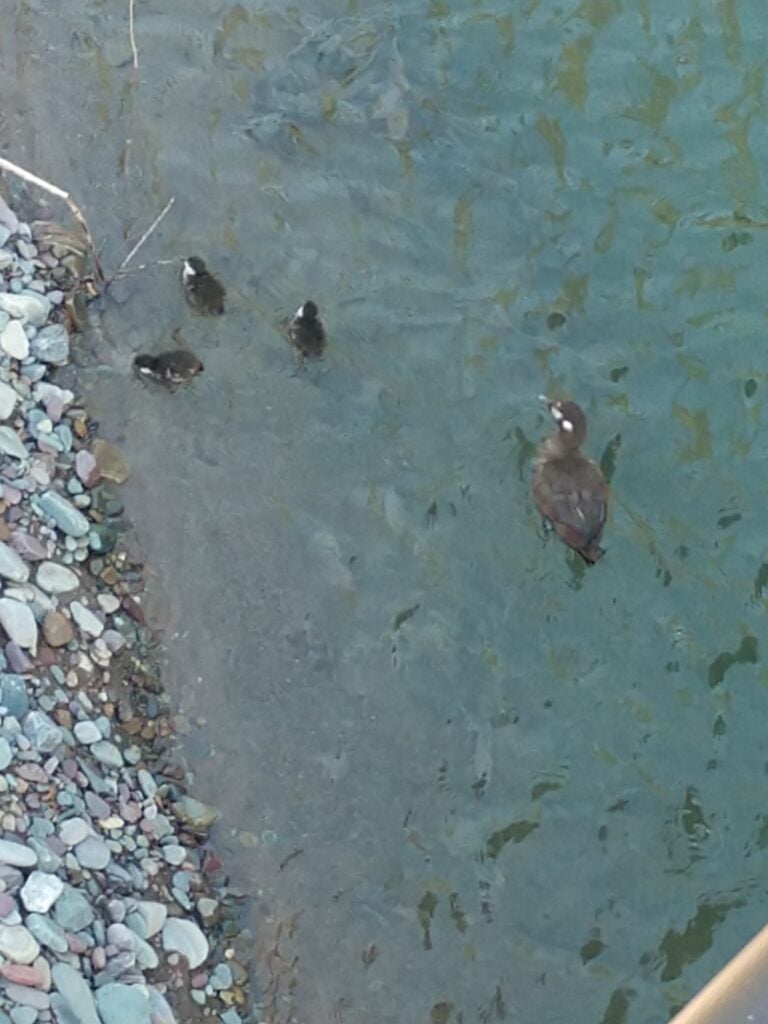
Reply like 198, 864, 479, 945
52, 963, 100, 1024
94, 983, 150, 1024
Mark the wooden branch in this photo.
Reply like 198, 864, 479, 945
0, 156, 104, 283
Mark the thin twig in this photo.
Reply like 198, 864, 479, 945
0, 155, 104, 283
111, 257, 178, 280
128, 0, 139, 81
111, 196, 175, 281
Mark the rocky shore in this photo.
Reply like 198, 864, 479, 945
0, 192, 252, 1024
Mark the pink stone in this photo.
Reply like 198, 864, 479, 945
10, 532, 47, 561
190, 972, 207, 988
61, 759, 79, 779
16, 764, 48, 784
3, 486, 21, 505
75, 450, 100, 488
66, 932, 87, 954
33, 954, 50, 990
0, 963, 45, 988
5, 641, 32, 673
0, 893, 16, 917
120, 801, 141, 824
91, 946, 106, 971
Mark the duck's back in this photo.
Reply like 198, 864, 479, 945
533, 451, 607, 561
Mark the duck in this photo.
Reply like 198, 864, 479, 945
134, 349, 204, 390
288, 300, 326, 360
532, 396, 608, 564
181, 256, 226, 315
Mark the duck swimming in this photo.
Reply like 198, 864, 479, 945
134, 350, 205, 390
288, 300, 326, 360
532, 397, 608, 564
182, 256, 226, 315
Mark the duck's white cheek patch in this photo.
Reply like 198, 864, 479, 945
562, 420, 574, 432
182, 262, 195, 281
550, 406, 564, 422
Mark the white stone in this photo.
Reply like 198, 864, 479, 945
36, 561, 79, 594
0, 380, 17, 420
0, 320, 28, 360
73, 720, 101, 745
0, 598, 38, 654
0, 839, 36, 868
0, 292, 50, 327
20, 871, 64, 913
0, 541, 29, 583
135, 900, 167, 938
96, 593, 120, 614
161, 917, 209, 968
69, 601, 103, 638
0, 426, 29, 461
59, 818, 89, 847
0, 925, 40, 964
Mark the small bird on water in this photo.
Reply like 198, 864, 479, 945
182, 256, 226, 315
133, 350, 205, 390
532, 396, 608, 564
288, 300, 326, 361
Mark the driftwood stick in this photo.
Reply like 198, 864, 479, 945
129, 0, 139, 80
0, 155, 105, 283
111, 257, 178, 280
109, 196, 175, 284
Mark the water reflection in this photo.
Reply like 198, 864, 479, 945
3, 1, 768, 1021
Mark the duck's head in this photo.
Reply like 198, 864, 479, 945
539, 395, 587, 449
298, 300, 319, 321
184, 256, 207, 277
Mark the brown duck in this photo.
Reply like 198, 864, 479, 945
182, 256, 226, 315
532, 397, 608, 564
133, 350, 204, 390
288, 300, 326, 360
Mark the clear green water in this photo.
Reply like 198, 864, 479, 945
4, 1, 768, 1021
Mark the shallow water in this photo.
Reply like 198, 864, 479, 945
4, 1, 768, 1020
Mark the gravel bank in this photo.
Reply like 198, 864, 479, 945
0, 192, 253, 1024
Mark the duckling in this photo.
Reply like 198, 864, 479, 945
134, 350, 204, 390
182, 256, 226, 315
532, 397, 608, 564
288, 300, 326, 360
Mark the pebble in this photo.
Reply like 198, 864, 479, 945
173, 795, 219, 829
73, 837, 111, 870
9, 1008, 37, 1024
0, 674, 30, 718
36, 492, 90, 538
90, 440, 129, 485
20, 871, 64, 913
0, 599, 38, 654
0, 737, 11, 771
95, 982, 150, 1024
59, 818, 89, 847
0, 840, 36, 869
69, 601, 103, 638
10, 533, 47, 562
0, 292, 50, 327
0, 380, 18, 420
36, 561, 79, 594
25, 914, 67, 954
51, 963, 101, 1024
22, 710, 61, 753
0, 541, 30, 583
0, 925, 40, 964
161, 917, 209, 969
53, 885, 94, 931
90, 740, 122, 768
30, 324, 69, 365
0, 320, 29, 360
74, 450, 100, 488
73, 720, 101, 745
135, 900, 166, 939
42, 611, 74, 648
0, 427, 29, 462
210, 963, 234, 991
4, 983, 48, 1011
162, 845, 187, 866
